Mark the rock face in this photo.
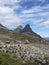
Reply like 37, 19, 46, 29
15, 25, 23, 32
21, 24, 33, 33
21, 24, 41, 38
14, 24, 40, 37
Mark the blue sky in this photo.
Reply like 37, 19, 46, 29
0, 0, 49, 37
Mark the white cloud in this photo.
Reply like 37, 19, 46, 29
22, 6, 42, 14
22, 4, 49, 14
0, 0, 23, 29
0, 6, 13, 15
0, 0, 49, 30
43, 32, 49, 37
0, 6, 22, 29
36, 19, 49, 28
0, 0, 21, 10
20, 4, 49, 29
43, 20, 49, 27
0, 0, 19, 4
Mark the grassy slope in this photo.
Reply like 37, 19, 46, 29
0, 28, 14, 42
0, 28, 10, 35
0, 28, 44, 43
0, 51, 23, 65
11, 32, 43, 43
0, 51, 38, 65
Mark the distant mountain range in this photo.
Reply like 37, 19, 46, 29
0, 24, 45, 43
44, 37, 49, 41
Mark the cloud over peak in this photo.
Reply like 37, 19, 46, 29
0, 0, 49, 37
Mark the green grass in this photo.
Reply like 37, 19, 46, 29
0, 38, 15, 42
0, 51, 49, 65
0, 31, 45, 43
0, 28, 10, 35
0, 51, 23, 65
11, 32, 43, 43
0, 29, 45, 45
0, 28, 44, 43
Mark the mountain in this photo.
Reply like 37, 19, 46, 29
44, 37, 49, 41
0, 24, 45, 43
21, 24, 33, 33
20, 24, 42, 38
13, 24, 44, 43
14, 25, 23, 32
0, 24, 13, 41
21, 24, 39, 35
0, 24, 10, 34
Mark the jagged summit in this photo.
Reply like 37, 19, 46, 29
20, 24, 42, 39
14, 25, 23, 32
21, 24, 33, 33
14, 24, 41, 36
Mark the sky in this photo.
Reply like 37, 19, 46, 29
0, 0, 49, 37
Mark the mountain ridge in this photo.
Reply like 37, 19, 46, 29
14, 25, 23, 32
0, 24, 45, 43
15, 24, 42, 38
44, 37, 49, 41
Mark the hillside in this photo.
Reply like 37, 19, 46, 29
11, 32, 44, 43
0, 43, 49, 65
0, 24, 45, 43
0, 24, 49, 65
0, 51, 23, 65
13, 24, 45, 43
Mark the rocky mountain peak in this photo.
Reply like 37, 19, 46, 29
14, 24, 42, 39
22, 24, 33, 33
17, 25, 23, 30
15, 25, 23, 32
25, 24, 30, 28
